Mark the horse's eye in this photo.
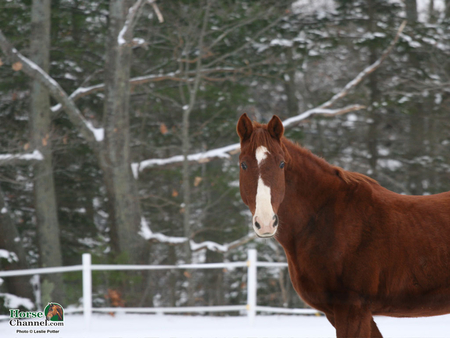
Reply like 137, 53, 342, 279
280, 161, 285, 169
241, 162, 248, 170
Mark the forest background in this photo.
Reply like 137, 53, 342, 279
1, 0, 450, 313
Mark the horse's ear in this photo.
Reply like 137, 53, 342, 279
267, 115, 284, 141
237, 113, 253, 143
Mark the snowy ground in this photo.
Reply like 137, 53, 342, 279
1, 313, 450, 338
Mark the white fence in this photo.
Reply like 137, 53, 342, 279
0, 249, 319, 325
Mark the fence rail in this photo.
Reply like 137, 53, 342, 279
0, 249, 319, 326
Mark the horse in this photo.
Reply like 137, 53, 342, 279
46, 303, 63, 321
236, 113, 450, 338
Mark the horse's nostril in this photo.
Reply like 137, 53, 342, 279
273, 215, 279, 227
255, 221, 261, 230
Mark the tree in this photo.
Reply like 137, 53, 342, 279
99, 0, 147, 264
30, 0, 64, 306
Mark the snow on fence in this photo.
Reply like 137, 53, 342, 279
0, 249, 319, 326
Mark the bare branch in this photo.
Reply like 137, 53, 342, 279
148, 0, 164, 23
50, 67, 247, 114
205, 14, 286, 68
0, 30, 99, 146
208, 10, 272, 49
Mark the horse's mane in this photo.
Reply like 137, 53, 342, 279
249, 121, 378, 187
334, 166, 379, 186
280, 131, 379, 187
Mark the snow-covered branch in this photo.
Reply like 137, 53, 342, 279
139, 217, 256, 253
132, 143, 240, 178
118, 0, 146, 46
132, 105, 363, 176
0, 150, 43, 167
0, 30, 100, 146
282, 104, 366, 128
132, 21, 406, 175
118, 0, 163, 46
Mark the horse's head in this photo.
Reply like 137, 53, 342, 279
237, 113, 288, 238
46, 303, 63, 320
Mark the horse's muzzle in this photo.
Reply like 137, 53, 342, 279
253, 214, 278, 238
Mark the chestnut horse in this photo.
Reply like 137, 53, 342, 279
46, 303, 63, 321
237, 113, 450, 338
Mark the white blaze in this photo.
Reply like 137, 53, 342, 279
255, 146, 269, 165
253, 177, 274, 227
253, 146, 275, 231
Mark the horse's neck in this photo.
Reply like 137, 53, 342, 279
284, 139, 340, 204
277, 140, 341, 243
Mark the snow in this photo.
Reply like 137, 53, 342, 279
291, 0, 335, 15
400, 34, 422, 48
0, 249, 18, 263
0, 293, 34, 310
435, 93, 442, 105
139, 217, 251, 253
0, 150, 43, 162
85, 121, 104, 142
379, 159, 403, 171
270, 38, 293, 47
139, 217, 186, 244
1, 313, 450, 338
118, 21, 129, 45
190, 240, 227, 252
132, 37, 145, 46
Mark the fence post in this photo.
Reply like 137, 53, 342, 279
247, 249, 257, 324
82, 253, 92, 329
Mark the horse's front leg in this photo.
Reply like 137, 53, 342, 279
370, 318, 383, 338
333, 303, 373, 338
326, 310, 382, 338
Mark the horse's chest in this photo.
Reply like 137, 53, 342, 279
285, 252, 337, 310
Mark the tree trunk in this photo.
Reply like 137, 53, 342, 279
30, 0, 64, 305
405, 0, 418, 22
428, 0, 436, 23
367, 0, 380, 178
102, 0, 146, 264
181, 97, 195, 306
0, 185, 34, 302
404, 0, 423, 194
283, 47, 298, 117
408, 105, 425, 195
180, 0, 211, 306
